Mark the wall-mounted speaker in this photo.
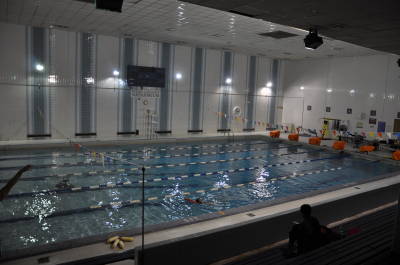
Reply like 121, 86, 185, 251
96, 0, 123, 12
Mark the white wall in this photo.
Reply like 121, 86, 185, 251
282, 54, 400, 134
0, 22, 280, 141
0, 23, 27, 140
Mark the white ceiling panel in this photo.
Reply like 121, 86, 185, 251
0, 0, 384, 59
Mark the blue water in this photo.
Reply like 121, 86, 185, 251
0, 139, 399, 255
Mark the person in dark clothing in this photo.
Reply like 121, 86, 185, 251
288, 204, 324, 255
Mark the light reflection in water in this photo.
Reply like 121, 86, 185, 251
251, 168, 275, 198
20, 194, 60, 246
214, 174, 230, 188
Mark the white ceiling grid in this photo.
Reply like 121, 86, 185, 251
0, 0, 382, 59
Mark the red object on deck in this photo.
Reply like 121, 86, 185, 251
288, 134, 299, 141
309, 137, 321, 146
270, 130, 280, 138
332, 141, 346, 150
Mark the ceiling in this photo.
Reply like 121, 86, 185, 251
0, 0, 386, 59
182, 0, 400, 56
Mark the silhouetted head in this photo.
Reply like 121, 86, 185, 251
300, 204, 312, 218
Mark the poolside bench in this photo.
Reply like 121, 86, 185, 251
226, 206, 396, 265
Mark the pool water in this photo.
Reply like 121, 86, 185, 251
0, 139, 399, 256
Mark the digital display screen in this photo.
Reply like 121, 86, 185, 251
127, 65, 165, 88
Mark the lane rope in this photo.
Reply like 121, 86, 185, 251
0, 150, 328, 183
0, 166, 344, 224
0, 146, 309, 172
4, 155, 346, 199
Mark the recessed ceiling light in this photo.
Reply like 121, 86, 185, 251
327, 88, 333, 93
300, 86, 305, 90
225, 78, 232, 84
349, 89, 355, 94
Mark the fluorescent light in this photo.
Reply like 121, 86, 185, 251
225, 78, 232, 85
175, 73, 182, 80
300, 86, 305, 90
326, 88, 333, 93
266, 81, 273, 87
35, 64, 44, 72
113, 70, 120, 76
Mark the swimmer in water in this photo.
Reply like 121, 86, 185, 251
55, 178, 74, 189
184, 198, 213, 205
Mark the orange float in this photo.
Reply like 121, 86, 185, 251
359, 145, 375, 152
270, 130, 280, 138
288, 134, 299, 141
332, 141, 346, 150
392, 150, 400, 161
309, 137, 321, 146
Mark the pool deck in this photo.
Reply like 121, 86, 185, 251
1, 132, 399, 264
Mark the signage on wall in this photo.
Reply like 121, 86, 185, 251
378, 121, 386, 132
346, 108, 352, 114
326, 106, 331, 113
356, 122, 363, 128
307, 105, 312, 111
370, 110, 376, 116
369, 118, 377, 125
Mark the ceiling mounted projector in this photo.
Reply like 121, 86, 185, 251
304, 28, 323, 50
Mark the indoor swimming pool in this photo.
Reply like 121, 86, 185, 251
1, 138, 400, 257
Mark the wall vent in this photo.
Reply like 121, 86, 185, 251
259, 31, 298, 39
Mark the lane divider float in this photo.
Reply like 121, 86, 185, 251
5, 155, 345, 199
0, 166, 343, 224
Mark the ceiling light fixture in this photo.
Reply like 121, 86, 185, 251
225, 78, 232, 85
175, 73, 182, 80
326, 88, 333, 93
266, 81, 273, 87
304, 28, 323, 50
113, 70, 120, 76
35, 64, 44, 72
300, 86, 305, 90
